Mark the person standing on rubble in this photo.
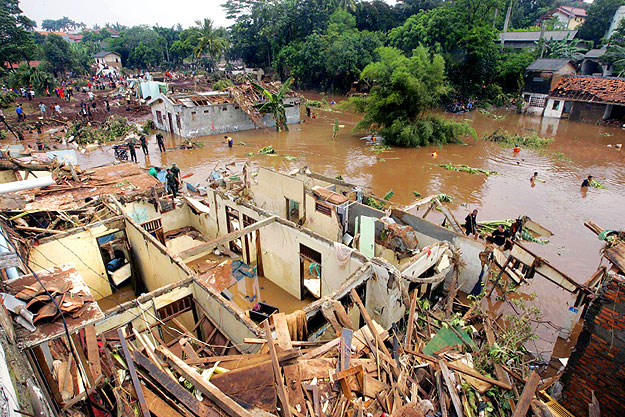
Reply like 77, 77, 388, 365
127, 137, 138, 163
140, 134, 149, 156
166, 168, 179, 199
464, 209, 479, 239
156, 132, 166, 152
171, 162, 181, 184
490, 224, 510, 247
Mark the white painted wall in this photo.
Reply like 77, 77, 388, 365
543, 98, 565, 118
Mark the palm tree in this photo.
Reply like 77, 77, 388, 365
193, 18, 228, 69
252, 78, 295, 132
543, 37, 588, 61
604, 45, 625, 77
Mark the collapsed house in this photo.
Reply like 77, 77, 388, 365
148, 82, 301, 138
0, 162, 614, 416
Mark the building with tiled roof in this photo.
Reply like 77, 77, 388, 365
539, 6, 587, 30
35, 31, 83, 43
545, 75, 625, 122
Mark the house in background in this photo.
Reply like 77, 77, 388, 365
548, 75, 625, 122
35, 31, 83, 43
580, 48, 611, 76
522, 58, 576, 115
93, 51, 122, 69
498, 30, 577, 49
539, 6, 587, 30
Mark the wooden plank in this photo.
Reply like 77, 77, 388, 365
321, 306, 342, 334
405, 290, 418, 351
158, 345, 254, 417
511, 370, 540, 417
301, 337, 340, 360
71, 332, 95, 389
179, 216, 276, 260
263, 320, 293, 417
118, 328, 150, 417
284, 364, 305, 414
439, 360, 463, 417
133, 350, 218, 417
349, 289, 398, 377
243, 338, 326, 347
84, 325, 102, 382
273, 313, 293, 350
179, 338, 200, 359
407, 349, 513, 390
210, 360, 277, 412
339, 328, 353, 372
141, 384, 185, 417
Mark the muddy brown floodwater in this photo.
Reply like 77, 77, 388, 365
78, 94, 625, 285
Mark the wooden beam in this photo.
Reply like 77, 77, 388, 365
158, 345, 254, 417
263, 321, 293, 417
439, 360, 464, 417
349, 289, 397, 376
179, 216, 277, 259
133, 350, 219, 417
407, 349, 512, 390
436, 371, 448, 417
512, 371, 540, 417
272, 313, 293, 350
405, 290, 418, 351
141, 384, 185, 417
118, 328, 150, 417
84, 325, 102, 382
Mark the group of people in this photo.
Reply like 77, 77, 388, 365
126, 133, 167, 163
464, 209, 510, 247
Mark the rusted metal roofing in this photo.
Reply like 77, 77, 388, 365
550, 75, 625, 105
605, 242, 625, 274
4, 263, 104, 349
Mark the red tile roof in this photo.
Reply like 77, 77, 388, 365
7, 61, 41, 69
550, 75, 625, 105
558, 6, 587, 17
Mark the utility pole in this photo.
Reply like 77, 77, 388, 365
493, 8, 499, 29
500, 0, 513, 52
540, 21, 546, 58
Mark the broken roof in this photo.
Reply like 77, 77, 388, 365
526, 58, 573, 72
3, 263, 104, 349
550, 75, 625, 105
18, 163, 160, 210
499, 30, 577, 42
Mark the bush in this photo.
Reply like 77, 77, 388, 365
7, 65, 55, 94
0, 91, 18, 108
142, 119, 155, 134
0, 130, 7, 140
66, 116, 138, 144
380, 116, 477, 147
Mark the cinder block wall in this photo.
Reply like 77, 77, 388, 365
561, 274, 625, 417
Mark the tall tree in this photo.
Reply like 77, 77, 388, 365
42, 33, 75, 75
0, 0, 36, 69
193, 18, 228, 69
578, 0, 625, 46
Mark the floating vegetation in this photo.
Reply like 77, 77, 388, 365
237, 141, 248, 145
437, 193, 452, 202
478, 109, 505, 120
551, 151, 571, 161
483, 129, 553, 149
258, 145, 276, 155
383, 190, 394, 201
478, 220, 548, 245
371, 144, 391, 153
590, 179, 607, 189
437, 163, 499, 176
412, 191, 421, 197
601, 132, 613, 137
284, 156, 298, 161
336, 174, 343, 180
365, 197, 384, 210
246, 152, 255, 156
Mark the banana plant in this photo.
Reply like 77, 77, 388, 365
251, 77, 294, 132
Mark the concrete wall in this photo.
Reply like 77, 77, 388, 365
152, 95, 301, 138
543, 98, 565, 118
28, 220, 124, 299
561, 275, 625, 417
124, 217, 189, 292
259, 220, 365, 299
250, 167, 305, 220
304, 193, 342, 242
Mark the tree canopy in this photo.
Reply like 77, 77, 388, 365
0, 0, 35, 69
578, 0, 625, 46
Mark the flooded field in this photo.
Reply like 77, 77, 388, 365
78, 97, 625, 283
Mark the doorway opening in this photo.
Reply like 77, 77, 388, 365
300, 244, 322, 299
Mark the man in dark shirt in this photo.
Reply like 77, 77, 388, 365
140, 135, 149, 155
127, 138, 137, 163
581, 175, 593, 188
491, 224, 510, 246
464, 209, 478, 238
171, 163, 181, 183
166, 168, 179, 198
156, 132, 166, 152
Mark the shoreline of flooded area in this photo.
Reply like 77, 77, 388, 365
77, 99, 625, 283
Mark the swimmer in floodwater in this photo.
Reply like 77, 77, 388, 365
513, 144, 521, 153
530, 171, 538, 187
581, 175, 593, 188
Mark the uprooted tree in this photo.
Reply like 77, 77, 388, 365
252, 77, 294, 132
345, 46, 476, 147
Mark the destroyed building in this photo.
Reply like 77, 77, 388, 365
0, 161, 619, 416
149, 82, 301, 138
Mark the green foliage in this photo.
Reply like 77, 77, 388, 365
41, 16, 85, 32
193, 18, 229, 70
483, 129, 554, 148
66, 116, 137, 144
252, 77, 294, 131
364, 197, 385, 210
578, 0, 625, 46
495, 50, 536, 93
437, 163, 499, 176
0, 90, 17, 108
603, 44, 625, 76
7, 64, 54, 94
42, 33, 89, 75
0, 0, 36, 69
0, 130, 7, 140
258, 145, 276, 154
213, 79, 234, 91
542, 37, 589, 60
142, 119, 155, 134
383, 189, 394, 200
349, 46, 475, 147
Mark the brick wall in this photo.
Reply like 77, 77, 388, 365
561, 274, 625, 417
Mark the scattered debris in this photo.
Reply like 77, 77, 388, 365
483, 129, 554, 148
437, 163, 500, 176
